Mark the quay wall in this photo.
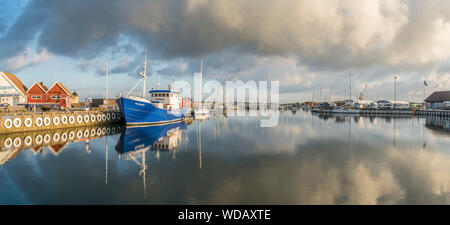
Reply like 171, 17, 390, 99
311, 109, 450, 118
0, 110, 123, 134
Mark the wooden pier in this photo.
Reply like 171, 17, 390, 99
0, 110, 123, 134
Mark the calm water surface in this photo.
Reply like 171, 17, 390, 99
1, 110, 450, 204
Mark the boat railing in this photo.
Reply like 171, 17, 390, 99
118, 92, 151, 103
119, 92, 146, 98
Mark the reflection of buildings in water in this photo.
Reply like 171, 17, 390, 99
154, 126, 182, 160
0, 148, 20, 166
49, 143, 68, 156
152, 127, 182, 150
312, 113, 414, 127
213, 115, 229, 140
0, 125, 122, 166
425, 118, 450, 135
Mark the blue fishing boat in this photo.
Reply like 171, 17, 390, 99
116, 49, 186, 125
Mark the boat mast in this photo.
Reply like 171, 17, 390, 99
349, 71, 352, 101
200, 60, 203, 74
106, 63, 109, 99
140, 48, 148, 97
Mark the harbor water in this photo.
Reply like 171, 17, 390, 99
1, 110, 450, 204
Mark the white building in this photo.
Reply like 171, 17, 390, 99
0, 72, 28, 106
392, 101, 410, 109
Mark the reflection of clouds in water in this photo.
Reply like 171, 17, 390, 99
200, 136, 450, 204
2, 112, 450, 204
154, 114, 450, 204
388, 149, 450, 203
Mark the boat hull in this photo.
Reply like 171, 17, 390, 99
116, 97, 186, 125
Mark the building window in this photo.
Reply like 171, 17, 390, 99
51, 96, 61, 99
31, 96, 42, 99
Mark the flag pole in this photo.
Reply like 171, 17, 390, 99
423, 80, 426, 101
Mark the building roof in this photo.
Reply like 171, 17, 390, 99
38, 82, 48, 91
48, 81, 72, 96
27, 82, 48, 93
1, 72, 28, 95
425, 91, 450, 102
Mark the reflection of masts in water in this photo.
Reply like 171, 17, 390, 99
185, 129, 188, 151
348, 117, 352, 152
171, 146, 177, 160
196, 121, 202, 169
155, 149, 160, 162
105, 136, 108, 185
393, 119, 397, 147
127, 149, 148, 198
141, 151, 147, 197
347, 116, 360, 152
422, 119, 426, 149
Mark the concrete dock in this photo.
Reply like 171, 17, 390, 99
0, 110, 122, 134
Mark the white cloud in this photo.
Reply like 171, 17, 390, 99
4, 47, 51, 71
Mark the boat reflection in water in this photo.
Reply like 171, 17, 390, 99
115, 122, 186, 154
114, 122, 187, 196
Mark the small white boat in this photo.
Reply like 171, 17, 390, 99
194, 107, 210, 120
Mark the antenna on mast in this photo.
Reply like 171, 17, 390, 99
139, 48, 148, 97
200, 60, 203, 74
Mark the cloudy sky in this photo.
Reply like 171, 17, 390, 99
1, 0, 450, 102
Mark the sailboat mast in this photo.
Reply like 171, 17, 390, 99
349, 71, 352, 101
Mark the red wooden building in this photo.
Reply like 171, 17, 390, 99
46, 82, 72, 107
26, 82, 48, 104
